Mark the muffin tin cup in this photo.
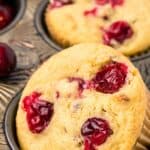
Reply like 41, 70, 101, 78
4, 92, 21, 150
134, 90, 150, 150
34, 0, 62, 51
0, 0, 26, 35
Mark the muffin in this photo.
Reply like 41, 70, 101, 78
16, 43, 149, 150
45, 0, 150, 56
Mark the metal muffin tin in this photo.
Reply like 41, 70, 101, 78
34, 0, 62, 51
0, 0, 26, 35
4, 92, 20, 150
1, 0, 150, 149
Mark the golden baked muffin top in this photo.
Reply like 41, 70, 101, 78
45, 0, 150, 55
16, 43, 147, 150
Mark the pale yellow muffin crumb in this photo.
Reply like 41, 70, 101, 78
16, 43, 148, 150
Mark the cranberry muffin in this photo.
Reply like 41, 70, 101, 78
45, 0, 150, 55
16, 43, 149, 150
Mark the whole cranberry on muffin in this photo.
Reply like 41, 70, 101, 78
16, 43, 149, 150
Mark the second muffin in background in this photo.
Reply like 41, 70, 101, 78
45, 0, 150, 56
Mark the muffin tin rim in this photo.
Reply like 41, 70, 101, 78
3, 91, 21, 150
34, 0, 62, 51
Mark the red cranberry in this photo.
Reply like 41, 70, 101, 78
95, 0, 124, 7
23, 92, 41, 111
22, 92, 54, 133
92, 61, 127, 93
84, 139, 95, 150
110, 0, 124, 7
84, 7, 98, 16
0, 43, 16, 77
81, 117, 112, 150
0, 4, 15, 30
102, 21, 133, 46
49, 0, 73, 9
95, 0, 109, 5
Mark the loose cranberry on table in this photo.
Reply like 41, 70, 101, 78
0, 3, 15, 30
102, 21, 133, 46
49, 0, 73, 9
92, 61, 127, 93
81, 117, 112, 150
0, 43, 16, 77
22, 92, 54, 133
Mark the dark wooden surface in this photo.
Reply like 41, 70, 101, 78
0, 0, 150, 149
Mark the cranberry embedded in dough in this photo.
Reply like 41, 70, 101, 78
49, 0, 73, 9
92, 61, 127, 93
95, 0, 124, 7
22, 92, 54, 133
102, 21, 133, 46
84, 7, 98, 16
81, 117, 112, 150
